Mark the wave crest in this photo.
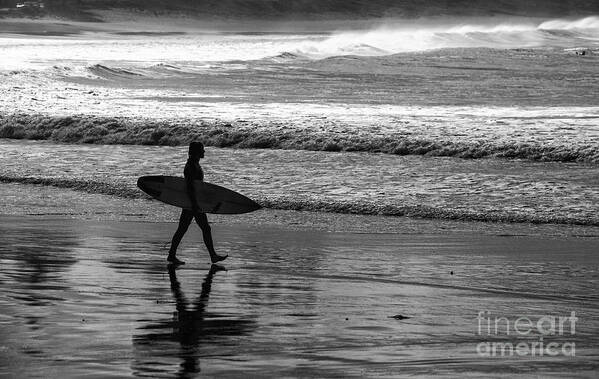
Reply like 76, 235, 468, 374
87, 64, 146, 79
293, 16, 599, 58
539, 15, 599, 30
1, 113, 597, 163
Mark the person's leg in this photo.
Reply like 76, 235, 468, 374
168, 210, 194, 264
194, 213, 227, 263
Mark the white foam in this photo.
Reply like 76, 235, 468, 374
539, 16, 599, 30
0, 34, 321, 71
294, 16, 599, 58
1, 16, 598, 71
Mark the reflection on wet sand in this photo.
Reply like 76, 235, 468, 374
1, 216, 598, 377
0, 223, 78, 306
132, 265, 255, 377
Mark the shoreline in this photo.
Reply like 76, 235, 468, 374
2, 179, 599, 236
1, 137, 598, 228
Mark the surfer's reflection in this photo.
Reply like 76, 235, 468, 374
132, 265, 254, 378
170, 264, 220, 374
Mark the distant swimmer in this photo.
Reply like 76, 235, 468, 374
167, 142, 227, 265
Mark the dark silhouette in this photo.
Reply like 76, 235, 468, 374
168, 264, 224, 374
168, 142, 227, 265
131, 264, 255, 377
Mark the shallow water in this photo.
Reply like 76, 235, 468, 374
1, 216, 598, 377
1, 139, 598, 225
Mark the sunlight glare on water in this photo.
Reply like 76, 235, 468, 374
0, 34, 326, 70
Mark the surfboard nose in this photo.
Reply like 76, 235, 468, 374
137, 176, 163, 198
136, 177, 145, 190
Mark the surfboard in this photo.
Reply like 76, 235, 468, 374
137, 175, 261, 214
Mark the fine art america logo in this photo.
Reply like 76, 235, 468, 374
476, 311, 577, 357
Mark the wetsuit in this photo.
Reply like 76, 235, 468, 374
168, 158, 215, 257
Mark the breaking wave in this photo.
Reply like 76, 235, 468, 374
88, 64, 146, 79
1, 113, 597, 163
1, 175, 596, 226
293, 16, 599, 58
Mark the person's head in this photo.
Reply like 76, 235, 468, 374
188, 141, 205, 159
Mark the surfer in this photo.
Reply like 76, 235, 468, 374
168, 142, 227, 265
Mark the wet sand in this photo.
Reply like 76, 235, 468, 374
1, 214, 598, 378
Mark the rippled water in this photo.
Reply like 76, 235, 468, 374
1, 139, 598, 225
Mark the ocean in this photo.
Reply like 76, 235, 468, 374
1, 16, 598, 225
1, 14, 599, 378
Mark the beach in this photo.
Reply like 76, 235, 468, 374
1, 9, 599, 378
1, 175, 599, 377
1, 209, 598, 377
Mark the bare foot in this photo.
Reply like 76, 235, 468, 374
167, 256, 185, 265
210, 254, 228, 264
210, 263, 227, 272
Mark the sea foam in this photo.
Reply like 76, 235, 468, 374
1, 113, 597, 163
293, 16, 599, 58
1, 175, 596, 226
